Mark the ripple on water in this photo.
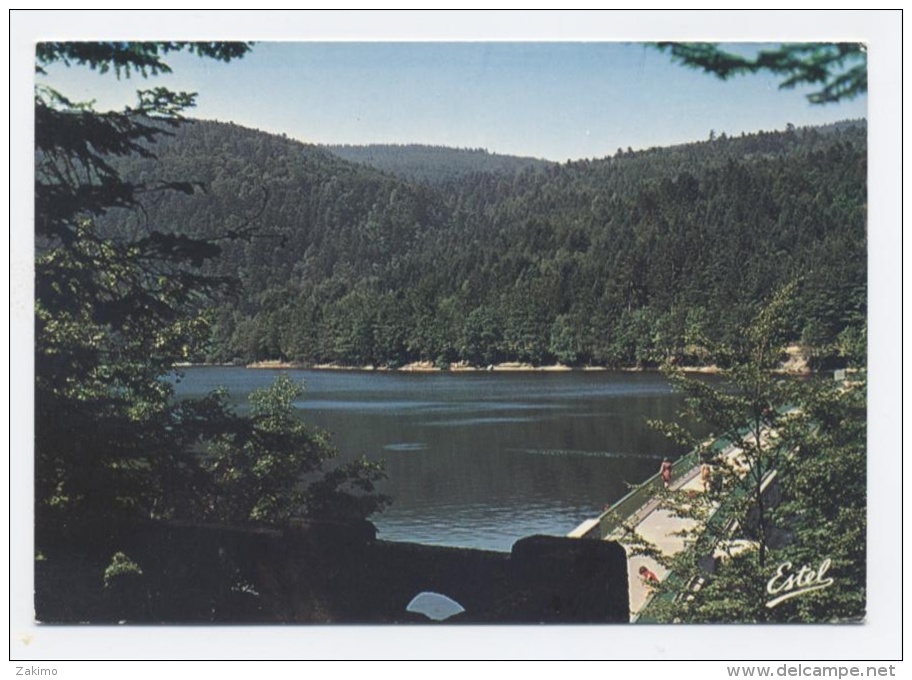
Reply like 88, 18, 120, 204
382, 442, 429, 452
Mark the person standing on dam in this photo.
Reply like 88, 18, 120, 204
660, 458, 672, 489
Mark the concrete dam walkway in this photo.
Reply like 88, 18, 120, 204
569, 434, 762, 621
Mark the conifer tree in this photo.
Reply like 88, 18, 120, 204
35, 42, 388, 545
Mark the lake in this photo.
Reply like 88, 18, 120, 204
172, 367, 694, 552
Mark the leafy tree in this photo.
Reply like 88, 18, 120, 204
640, 283, 865, 622
549, 314, 582, 366
768, 372, 865, 621
461, 306, 504, 366
656, 42, 867, 104
201, 376, 389, 524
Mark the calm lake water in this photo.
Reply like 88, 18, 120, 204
172, 367, 694, 552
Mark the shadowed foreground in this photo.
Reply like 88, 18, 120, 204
35, 520, 629, 624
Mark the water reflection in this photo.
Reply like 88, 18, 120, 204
173, 367, 699, 551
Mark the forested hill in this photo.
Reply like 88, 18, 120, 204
321, 143, 554, 183
106, 118, 867, 369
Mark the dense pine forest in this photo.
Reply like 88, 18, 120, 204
105, 119, 866, 370
322, 143, 554, 184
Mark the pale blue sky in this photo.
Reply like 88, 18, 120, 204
39, 41, 867, 161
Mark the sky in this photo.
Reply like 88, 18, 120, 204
37, 41, 867, 162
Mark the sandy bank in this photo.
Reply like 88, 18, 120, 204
493, 362, 571, 372
247, 360, 304, 369
242, 357, 810, 375
247, 360, 598, 372
678, 365, 722, 374
401, 361, 581, 372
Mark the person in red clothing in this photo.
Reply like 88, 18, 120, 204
660, 457, 672, 489
639, 565, 660, 585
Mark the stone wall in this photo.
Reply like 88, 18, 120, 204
35, 520, 629, 624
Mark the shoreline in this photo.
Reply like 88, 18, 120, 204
238, 359, 810, 376
245, 360, 591, 372
183, 344, 812, 376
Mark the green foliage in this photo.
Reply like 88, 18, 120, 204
202, 376, 390, 524
657, 42, 867, 104
35, 42, 245, 531
35, 216, 218, 522
640, 286, 866, 622
35, 42, 389, 543
773, 376, 866, 621
836, 324, 866, 368
103, 551, 143, 589
36, 42, 252, 78
323, 143, 553, 184
100, 118, 867, 369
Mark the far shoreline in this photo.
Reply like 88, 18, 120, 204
246, 359, 601, 373
235, 359, 809, 376
183, 345, 813, 376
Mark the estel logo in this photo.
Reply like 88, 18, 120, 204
765, 558, 835, 608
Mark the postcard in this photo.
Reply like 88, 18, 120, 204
11, 10, 901, 665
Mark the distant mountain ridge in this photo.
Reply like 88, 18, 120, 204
321, 143, 554, 183
102, 117, 867, 370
